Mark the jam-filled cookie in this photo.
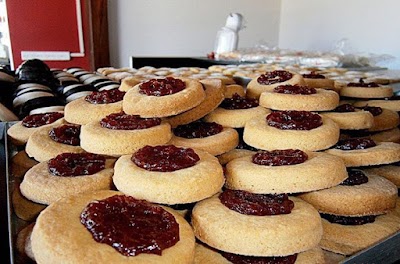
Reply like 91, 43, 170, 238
64, 89, 125, 125
325, 138, 400, 167
259, 84, 339, 111
167, 79, 225, 128
320, 104, 374, 130
20, 153, 115, 205
340, 127, 400, 144
168, 121, 239, 156
119, 76, 143, 92
224, 84, 245, 98
353, 97, 400, 112
191, 190, 322, 257
80, 112, 172, 156
204, 94, 270, 128
339, 79, 393, 99
123, 77, 206, 118
361, 106, 399, 132
225, 149, 347, 194
30, 190, 195, 263
7, 112, 65, 146
363, 162, 400, 190
25, 123, 85, 162
243, 111, 340, 151
113, 145, 224, 204
247, 70, 306, 99
302, 71, 335, 90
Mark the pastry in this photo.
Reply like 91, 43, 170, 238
353, 98, 400, 112
362, 107, 399, 132
339, 79, 393, 99
302, 71, 335, 90
80, 112, 172, 156
123, 77, 206, 118
225, 149, 347, 194
259, 84, 339, 111
30, 190, 195, 263
119, 76, 143, 92
363, 162, 400, 189
224, 84, 245, 98
113, 145, 224, 204
247, 70, 306, 99
20, 153, 115, 205
320, 104, 374, 130
340, 127, 400, 144
243, 111, 339, 151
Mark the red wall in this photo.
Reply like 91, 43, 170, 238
6, 0, 93, 70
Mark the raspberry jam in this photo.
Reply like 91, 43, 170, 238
48, 124, 81, 146
274, 85, 316, 95
357, 106, 383, 116
252, 149, 308, 166
333, 137, 376, 150
48, 153, 106, 176
257, 70, 293, 85
80, 195, 180, 256
321, 213, 377, 225
85, 89, 125, 104
173, 121, 223, 138
266, 111, 323, 130
219, 189, 294, 216
220, 93, 259, 109
132, 145, 200, 172
334, 104, 355, 112
22, 112, 64, 128
340, 169, 368, 186
100, 112, 161, 130
221, 251, 297, 264
347, 78, 379, 88
302, 71, 326, 79
139, 77, 186, 96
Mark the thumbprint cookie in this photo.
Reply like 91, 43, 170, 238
363, 162, 400, 191
340, 78, 393, 99
353, 97, 400, 112
320, 104, 374, 130
359, 106, 399, 132
302, 71, 335, 90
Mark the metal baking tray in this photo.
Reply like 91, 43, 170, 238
1, 121, 399, 264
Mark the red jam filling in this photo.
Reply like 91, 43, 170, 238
220, 93, 259, 109
257, 70, 293, 85
266, 111, 322, 130
85, 89, 125, 104
334, 104, 355, 112
333, 137, 376, 150
173, 121, 223, 138
132, 145, 200, 172
340, 169, 368, 186
139, 77, 186, 96
357, 106, 383, 116
252, 149, 308, 166
219, 189, 294, 216
302, 71, 326, 79
347, 78, 379, 88
48, 124, 81, 146
274, 85, 316, 95
48, 153, 105, 176
80, 195, 180, 256
321, 213, 376, 225
100, 112, 161, 130
221, 251, 298, 264
22, 112, 64, 128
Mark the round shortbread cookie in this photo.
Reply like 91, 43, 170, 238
194, 243, 325, 264
259, 88, 339, 111
224, 84, 245, 98
225, 151, 347, 194
340, 85, 393, 99
168, 127, 239, 156
25, 125, 85, 162
80, 120, 172, 156
123, 78, 206, 118
204, 106, 271, 128
191, 195, 322, 257
368, 108, 399, 132
304, 77, 335, 90
247, 71, 306, 99
243, 115, 340, 151
320, 110, 374, 130
113, 149, 224, 204
20, 158, 115, 205
299, 173, 397, 216
363, 164, 400, 187
217, 149, 256, 166
64, 97, 123, 125
325, 142, 400, 167
7, 117, 66, 146
353, 99, 400, 112
320, 199, 400, 256
30, 190, 195, 264
167, 79, 225, 128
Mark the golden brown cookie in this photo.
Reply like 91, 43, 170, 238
20, 156, 115, 205
320, 110, 374, 130
368, 108, 399, 132
325, 142, 400, 167
167, 79, 225, 128
194, 243, 325, 264
304, 77, 335, 90
123, 77, 206, 118
340, 84, 393, 99
259, 88, 339, 111
247, 70, 306, 99
10, 150, 39, 178
30, 190, 195, 264
369, 127, 400, 143
192, 195, 322, 257
204, 106, 271, 128
12, 182, 46, 221
217, 149, 256, 166
353, 99, 400, 112
113, 148, 224, 204
299, 173, 398, 216
225, 151, 347, 194
363, 164, 400, 187
243, 114, 340, 151
224, 84, 245, 98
